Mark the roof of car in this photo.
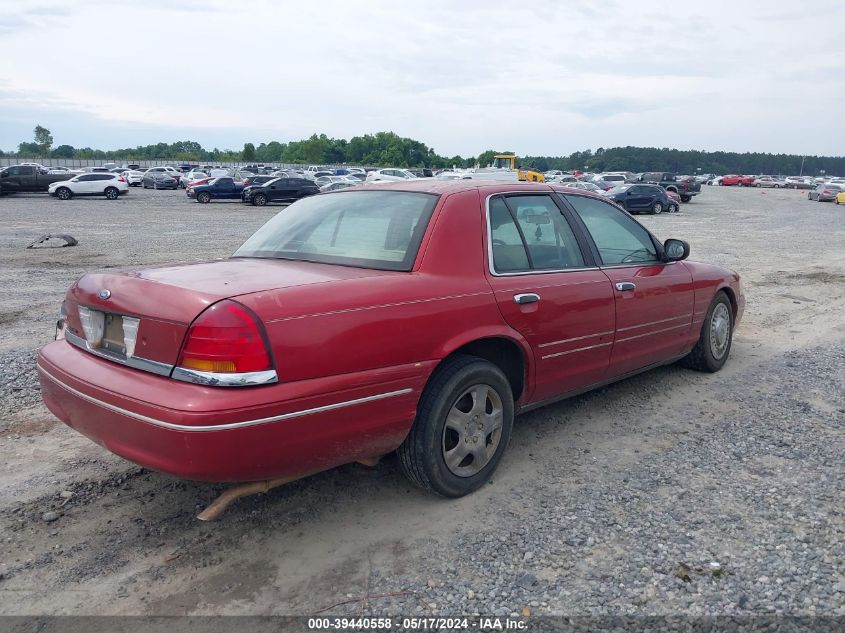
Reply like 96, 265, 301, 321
359, 179, 609, 199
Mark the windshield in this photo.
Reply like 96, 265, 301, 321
234, 191, 439, 271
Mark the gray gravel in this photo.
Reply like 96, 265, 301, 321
364, 344, 845, 617
0, 185, 843, 618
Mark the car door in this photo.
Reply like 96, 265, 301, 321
268, 178, 290, 201
623, 185, 648, 211
215, 177, 234, 197
561, 193, 695, 377
74, 174, 99, 194
484, 193, 616, 403
1, 166, 23, 192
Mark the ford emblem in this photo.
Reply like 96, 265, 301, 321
98, 289, 111, 300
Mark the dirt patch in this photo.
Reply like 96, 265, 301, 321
0, 416, 57, 438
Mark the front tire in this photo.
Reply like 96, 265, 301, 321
397, 355, 514, 497
197, 192, 211, 203
682, 291, 733, 373
55, 187, 72, 200
253, 193, 267, 206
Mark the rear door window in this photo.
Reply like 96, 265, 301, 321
489, 195, 585, 273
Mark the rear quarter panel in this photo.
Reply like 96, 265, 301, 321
236, 189, 520, 384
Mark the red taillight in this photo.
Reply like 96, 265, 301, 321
823, 190, 830, 195
117, 176, 126, 182
177, 300, 272, 374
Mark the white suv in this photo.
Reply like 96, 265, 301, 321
48, 173, 129, 200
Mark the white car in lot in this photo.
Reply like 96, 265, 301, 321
48, 173, 129, 200
181, 170, 208, 188
121, 170, 145, 186
365, 168, 417, 182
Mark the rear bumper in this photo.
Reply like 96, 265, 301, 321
38, 340, 428, 482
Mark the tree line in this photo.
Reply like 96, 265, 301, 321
4, 126, 843, 176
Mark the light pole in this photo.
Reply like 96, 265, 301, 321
799, 156, 805, 176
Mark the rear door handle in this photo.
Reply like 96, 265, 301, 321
615, 282, 636, 292
514, 293, 540, 305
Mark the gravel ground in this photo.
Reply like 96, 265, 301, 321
0, 185, 843, 619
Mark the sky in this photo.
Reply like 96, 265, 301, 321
1, 0, 844, 158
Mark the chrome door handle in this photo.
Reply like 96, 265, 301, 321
514, 293, 540, 305
615, 282, 636, 291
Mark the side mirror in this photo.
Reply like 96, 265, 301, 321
663, 239, 690, 262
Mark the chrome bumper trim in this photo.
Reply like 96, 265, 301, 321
37, 362, 413, 432
172, 367, 278, 387
65, 330, 173, 377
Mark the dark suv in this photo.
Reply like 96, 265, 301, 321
241, 177, 320, 206
606, 183, 676, 214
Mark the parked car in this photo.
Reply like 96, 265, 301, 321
38, 182, 743, 497
144, 166, 182, 180
47, 173, 129, 200
605, 183, 677, 214
241, 177, 320, 206
783, 177, 814, 190
0, 164, 73, 194
186, 177, 245, 203
121, 170, 145, 187
142, 172, 179, 190
366, 168, 417, 182
242, 175, 276, 188
753, 176, 782, 188
181, 170, 208, 188
593, 174, 628, 189
320, 182, 359, 192
664, 189, 682, 210
590, 177, 621, 191
808, 183, 841, 202
561, 181, 604, 194
638, 172, 701, 202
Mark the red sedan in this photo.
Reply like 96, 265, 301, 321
38, 181, 744, 498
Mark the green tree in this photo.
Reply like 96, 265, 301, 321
51, 144, 75, 158
17, 142, 41, 156
34, 125, 53, 154
242, 142, 256, 161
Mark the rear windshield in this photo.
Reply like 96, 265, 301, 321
234, 190, 439, 271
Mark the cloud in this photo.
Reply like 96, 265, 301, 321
0, 0, 843, 156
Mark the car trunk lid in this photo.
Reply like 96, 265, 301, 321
63, 258, 388, 368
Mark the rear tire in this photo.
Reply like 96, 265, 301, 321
682, 291, 733, 373
397, 355, 514, 497
668, 203, 678, 213
650, 202, 663, 215
104, 187, 119, 200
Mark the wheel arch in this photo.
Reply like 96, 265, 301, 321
433, 333, 532, 403
716, 284, 738, 319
